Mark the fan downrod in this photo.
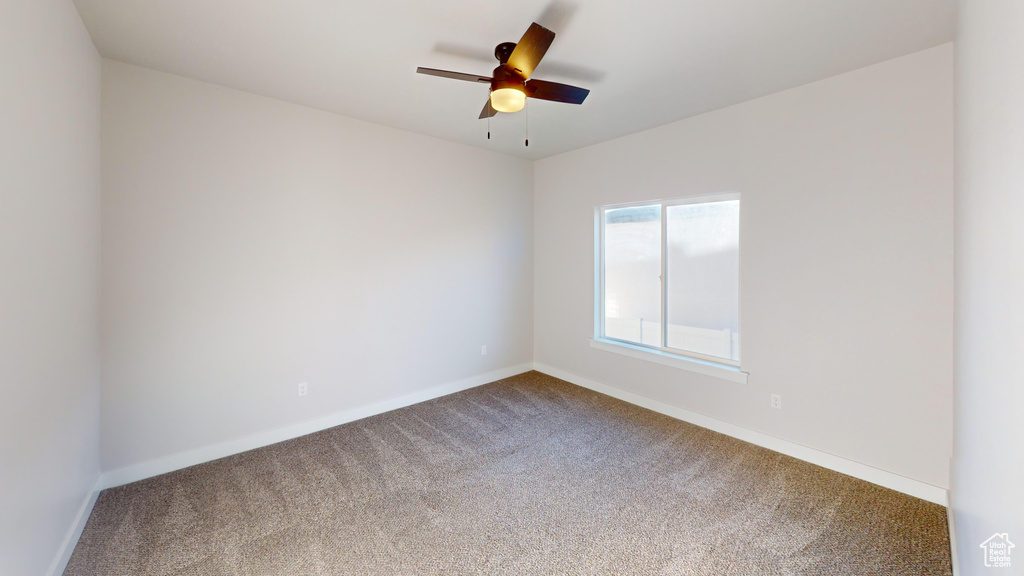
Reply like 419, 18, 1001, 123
494, 42, 516, 64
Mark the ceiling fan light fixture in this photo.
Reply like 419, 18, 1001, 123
416, 22, 589, 121
490, 87, 526, 113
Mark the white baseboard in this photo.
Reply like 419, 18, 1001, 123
47, 475, 102, 576
533, 362, 949, 506
100, 363, 534, 489
946, 486, 960, 575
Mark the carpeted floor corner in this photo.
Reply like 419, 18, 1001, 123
65, 371, 952, 575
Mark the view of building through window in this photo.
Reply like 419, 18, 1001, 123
601, 196, 740, 363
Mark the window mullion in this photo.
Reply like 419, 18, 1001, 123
661, 202, 668, 349
597, 208, 606, 340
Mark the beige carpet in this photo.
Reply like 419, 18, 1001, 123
65, 371, 952, 575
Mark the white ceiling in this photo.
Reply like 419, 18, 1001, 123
73, 0, 955, 160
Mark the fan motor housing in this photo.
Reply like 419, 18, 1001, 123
491, 65, 525, 92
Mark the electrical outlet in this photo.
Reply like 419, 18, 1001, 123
770, 394, 782, 409
298, 382, 308, 397
481, 345, 487, 356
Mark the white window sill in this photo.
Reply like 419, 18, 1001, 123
589, 338, 749, 384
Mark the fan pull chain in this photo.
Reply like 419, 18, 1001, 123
487, 115, 491, 140
525, 100, 529, 147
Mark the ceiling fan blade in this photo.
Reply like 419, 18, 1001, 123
479, 98, 498, 119
507, 22, 555, 79
416, 67, 491, 84
525, 79, 589, 104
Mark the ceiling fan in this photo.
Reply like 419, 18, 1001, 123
417, 22, 590, 119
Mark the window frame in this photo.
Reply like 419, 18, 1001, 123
593, 192, 746, 382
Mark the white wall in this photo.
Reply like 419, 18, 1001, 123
0, 1, 102, 574
953, 1, 1024, 573
534, 45, 954, 489
100, 61, 534, 472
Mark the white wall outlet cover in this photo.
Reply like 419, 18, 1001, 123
770, 394, 782, 409
298, 382, 308, 397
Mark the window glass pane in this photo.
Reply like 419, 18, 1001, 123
665, 200, 739, 360
603, 205, 662, 347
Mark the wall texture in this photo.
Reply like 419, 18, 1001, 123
953, 1, 1024, 573
534, 45, 954, 489
0, 0, 102, 574
100, 61, 534, 472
